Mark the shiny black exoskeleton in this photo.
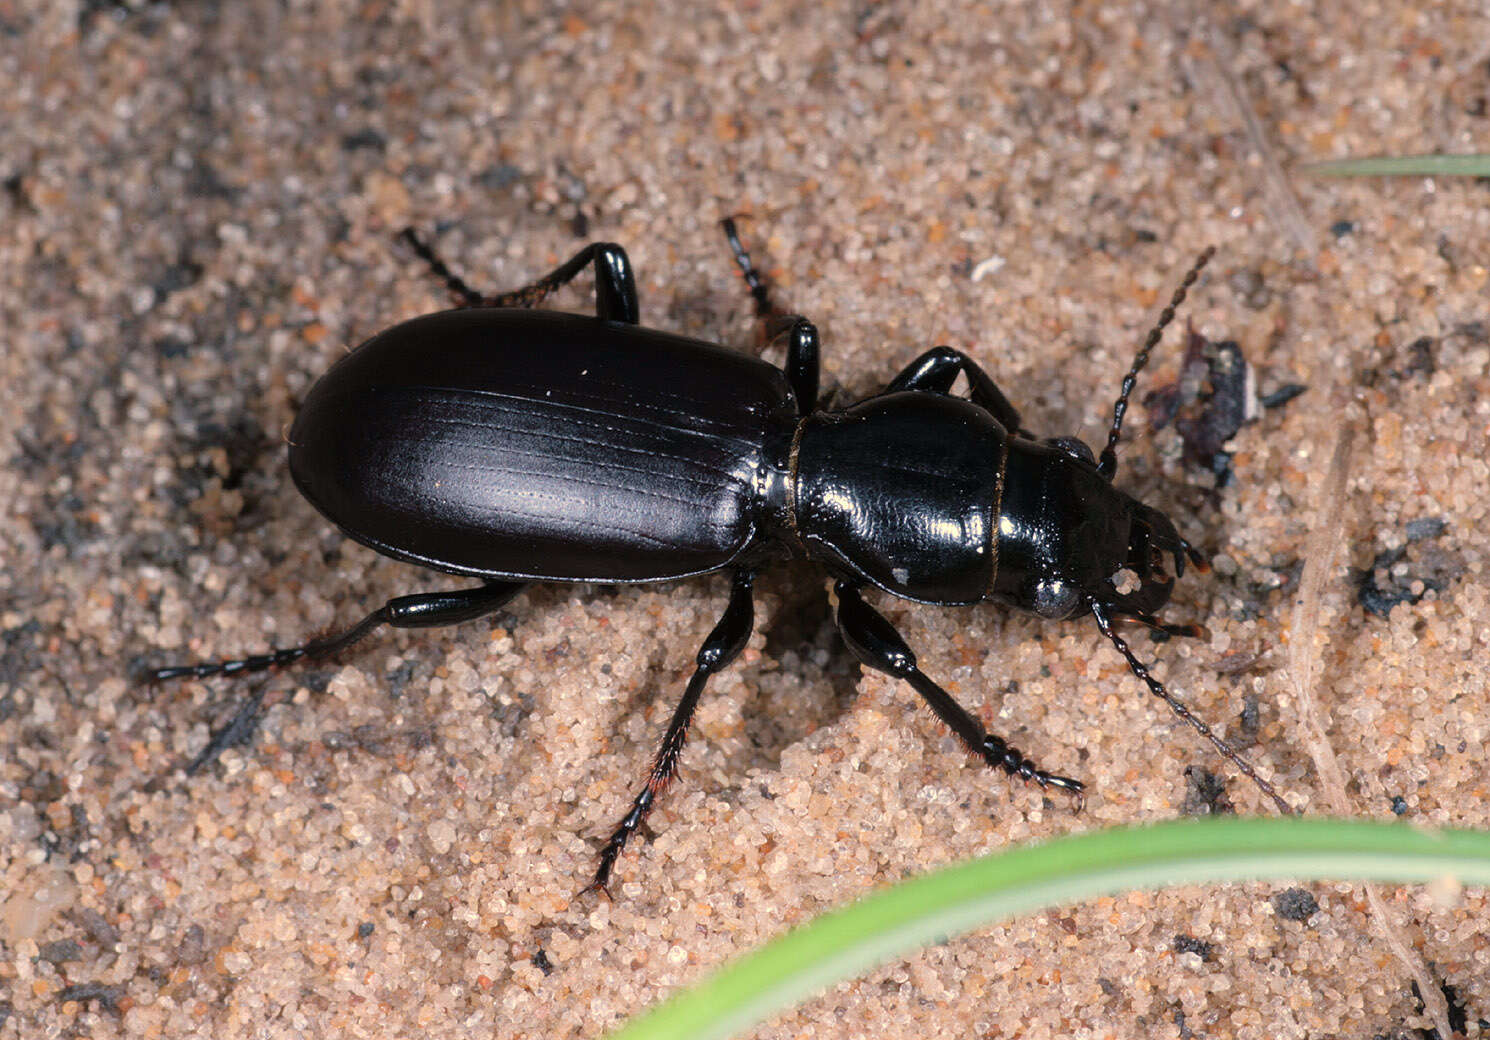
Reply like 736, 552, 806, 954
149, 222, 1289, 894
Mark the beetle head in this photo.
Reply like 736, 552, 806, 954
1079, 245, 1214, 631
991, 437, 1152, 621
1009, 246, 1293, 815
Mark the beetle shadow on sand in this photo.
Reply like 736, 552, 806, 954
744, 565, 863, 775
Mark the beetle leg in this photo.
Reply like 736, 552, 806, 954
832, 581, 1085, 807
885, 346, 1025, 435
145, 581, 525, 683
486, 242, 639, 324
721, 216, 776, 318
586, 570, 756, 897
399, 228, 486, 307
771, 316, 820, 414
400, 227, 640, 323
1104, 611, 1210, 641
720, 218, 822, 411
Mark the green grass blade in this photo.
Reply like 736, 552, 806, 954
607, 817, 1490, 1040
1303, 154, 1490, 177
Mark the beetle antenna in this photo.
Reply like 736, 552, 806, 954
1098, 247, 1215, 480
1089, 599, 1293, 814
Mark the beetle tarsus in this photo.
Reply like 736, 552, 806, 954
721, 215, 775, 319
982, 733, 1086, 805
400, 227, 485, 307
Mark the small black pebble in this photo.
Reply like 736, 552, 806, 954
1272, 888, 1320, 922
1404, 517, 1447, 543
1238, 696, 1262, 739
357, 921, 375, 939
1391, 795, 1409, 816
78, 908, 119, 946
531, 948, 555, 976
37, 939, 83, 964
56, 982, 124, 1013
177, 923, 208, 966
477, 163, 523, 191
1172, 934, 1215, 960
1329, 220, 1357, 238
1181, 766, 1234, 817
341, 128, 387, 153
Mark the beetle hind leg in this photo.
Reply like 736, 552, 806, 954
147, 581, 526, 773
400, 227, 640, 323
586, 571, 756, 897
145, 581, 526, 683
833, 581, 1085, 807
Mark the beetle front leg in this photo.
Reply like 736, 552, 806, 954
832, 581, 1084, 806
400, 228, 640, 324
886, 346, 1025, 435
586, 570, 756, 896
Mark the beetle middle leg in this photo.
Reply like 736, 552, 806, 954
886, 346, 1025, 435
832, 581, 1085, 806
721, 217, 821, 411
399, 227, 640, 324
586, 570, 756, 896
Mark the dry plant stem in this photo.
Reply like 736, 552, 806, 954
1176, 10, 1318, 257
1287, 419, 1451, 1038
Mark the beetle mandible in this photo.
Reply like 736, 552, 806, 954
148, 220, 1291, 894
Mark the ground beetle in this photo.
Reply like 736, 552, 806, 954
148, 221, 1290, 894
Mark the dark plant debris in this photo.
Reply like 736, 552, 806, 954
1354, 519, 1458, 618
1144, 325, 1304, 487
1181, 766, 1234, 816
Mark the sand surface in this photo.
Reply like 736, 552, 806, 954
3, 2, 1488, 1037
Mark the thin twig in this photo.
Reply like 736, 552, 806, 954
1176, 12, 1318, 257
1287, 417, 1452, 1038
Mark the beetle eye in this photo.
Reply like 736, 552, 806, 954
1032, 577, 1081, 619
1046, 437, 1096, 466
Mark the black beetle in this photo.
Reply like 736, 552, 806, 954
149, 221, 1290, 893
